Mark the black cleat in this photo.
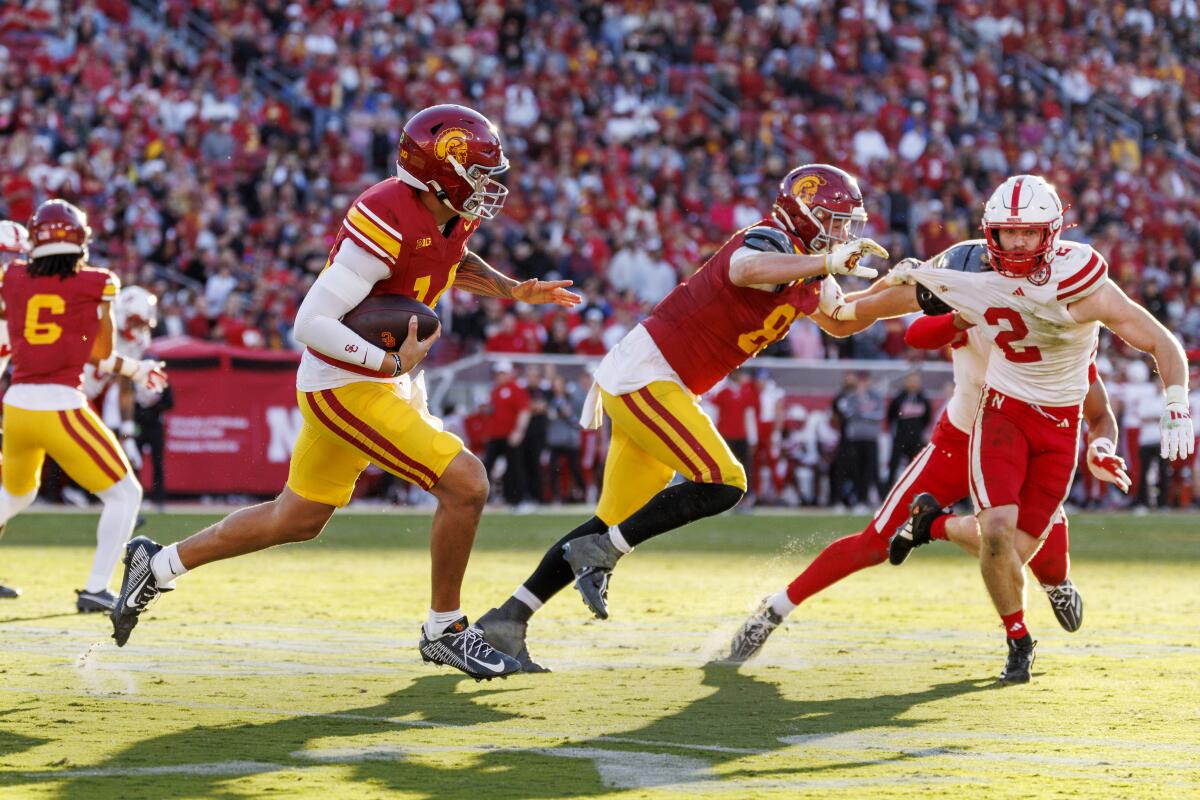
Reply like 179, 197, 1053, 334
0, 584, 19, 599
419, 617, 522, 680
562, 532, 623, 619
1043, 579, 1083, 632
888, 492, 944, 565
76, 589, 116, 613
110, 536, 174, 647
727, 597, 784, 663
998, 635, 1037, 684
476, 607, 550, 673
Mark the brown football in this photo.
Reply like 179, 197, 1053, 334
341, 295, 440, 352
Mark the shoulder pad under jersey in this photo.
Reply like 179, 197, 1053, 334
742, 226, 794, 254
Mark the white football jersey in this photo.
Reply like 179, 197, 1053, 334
911, 239, 1105, 407
81, 330, 149, 401
945, 327, 989, 433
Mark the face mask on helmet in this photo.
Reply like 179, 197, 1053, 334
811, 206, 868, 253
981, 175, 1064, 278
444, 153, 509, 221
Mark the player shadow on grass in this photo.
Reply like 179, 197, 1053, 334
31, 665, 992, 799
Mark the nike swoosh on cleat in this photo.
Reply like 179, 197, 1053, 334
466, 653, 507, 673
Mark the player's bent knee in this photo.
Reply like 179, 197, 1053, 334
434, 451, 489, 509
274, 490, 335, 543
697, 482, 744, 515
723, 464, 749, 492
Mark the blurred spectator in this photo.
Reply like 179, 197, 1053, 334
711, 370, 758, 485
545, 375, 586, 503
886, 372, 932, 483
482, 360, 530, 508
832, 372, 886, 510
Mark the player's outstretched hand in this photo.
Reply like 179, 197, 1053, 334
1086, 437, 1130, 493
132, 359, 168, 392
826, 238, 888, 279
818, 276, 846, 318
1160, 391, 1194, 461
884, 257, 923, 286
512, 278, 582, 308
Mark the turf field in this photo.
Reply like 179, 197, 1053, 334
0, 509, 1197, 799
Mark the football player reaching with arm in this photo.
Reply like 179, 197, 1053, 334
875, 176, 1189, 684
0, 202, 164, 612
110, 106, 581, 680
726, 241, 1129, 661
474, 164, 890, 671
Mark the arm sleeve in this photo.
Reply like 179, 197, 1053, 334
904, 313, 963, 350
293, 240, 393, 372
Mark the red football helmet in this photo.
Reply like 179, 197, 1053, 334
396, 104, 509, 221
29, 199, 91, 259
771, 164, 867, 254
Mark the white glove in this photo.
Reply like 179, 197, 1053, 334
825, 238, 888, 279
885, 257, 922, 286
132, 359, 168, 392
818, 276, 845, 317
1160, 386, 1194, 461
119, 420, 142, 471
1085, 437, 1130, 493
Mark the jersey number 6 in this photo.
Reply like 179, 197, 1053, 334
24, 293, 66, 345
984, 306, 1042, 363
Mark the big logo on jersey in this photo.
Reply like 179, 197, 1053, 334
791, 174, 827, 206
434, 127, 473, 164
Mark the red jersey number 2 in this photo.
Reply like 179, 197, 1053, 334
984, 306, 1042, 363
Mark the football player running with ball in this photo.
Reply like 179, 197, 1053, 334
0, 201, 166, 610
111, 105, 580, 680
816, 174, 1191, 683
477, 164, 889, 671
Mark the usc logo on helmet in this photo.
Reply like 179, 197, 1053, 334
434, 127, 473, 164
791, 174, 827, 206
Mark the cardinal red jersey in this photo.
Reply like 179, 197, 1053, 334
309, 178, 481, 377
1, 261, 118, 389
642, 221, 821, 394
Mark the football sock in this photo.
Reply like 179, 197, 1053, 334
504, 590, 538, 621
519, 516, 607, 607
150, 543, 188, 586
88, 475, 141, 593
769, 590, 796, 617
618, 482, 744, 548
608, 524, 633, 554
929, 515, 949, 541
424, 608, 463, 639
785, 528, 889, 606
0, 488, 36, 527
1028, 519, 1069, 586
1000, 609, 1028, 640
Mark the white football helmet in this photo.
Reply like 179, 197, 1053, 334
0, 220, 30, 266
981, 174, 1065, 278
115, 285, 159, 341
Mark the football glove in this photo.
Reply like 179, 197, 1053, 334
132, 359, 168, 392
1085, 437, 1130, 493
825, 238, 888, 279
1160, 386, 1194, 461
884, 257, 922, 287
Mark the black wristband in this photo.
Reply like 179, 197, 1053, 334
390, 352, 405, 377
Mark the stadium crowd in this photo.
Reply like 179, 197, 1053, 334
1, 0, 1197, 508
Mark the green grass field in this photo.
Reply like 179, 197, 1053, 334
0, 509, 1197, 799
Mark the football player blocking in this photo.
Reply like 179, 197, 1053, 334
736, 174, 1192, 685
475, 165, 893, 671
110, 105, 581, 680
0, 202, 167, 610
